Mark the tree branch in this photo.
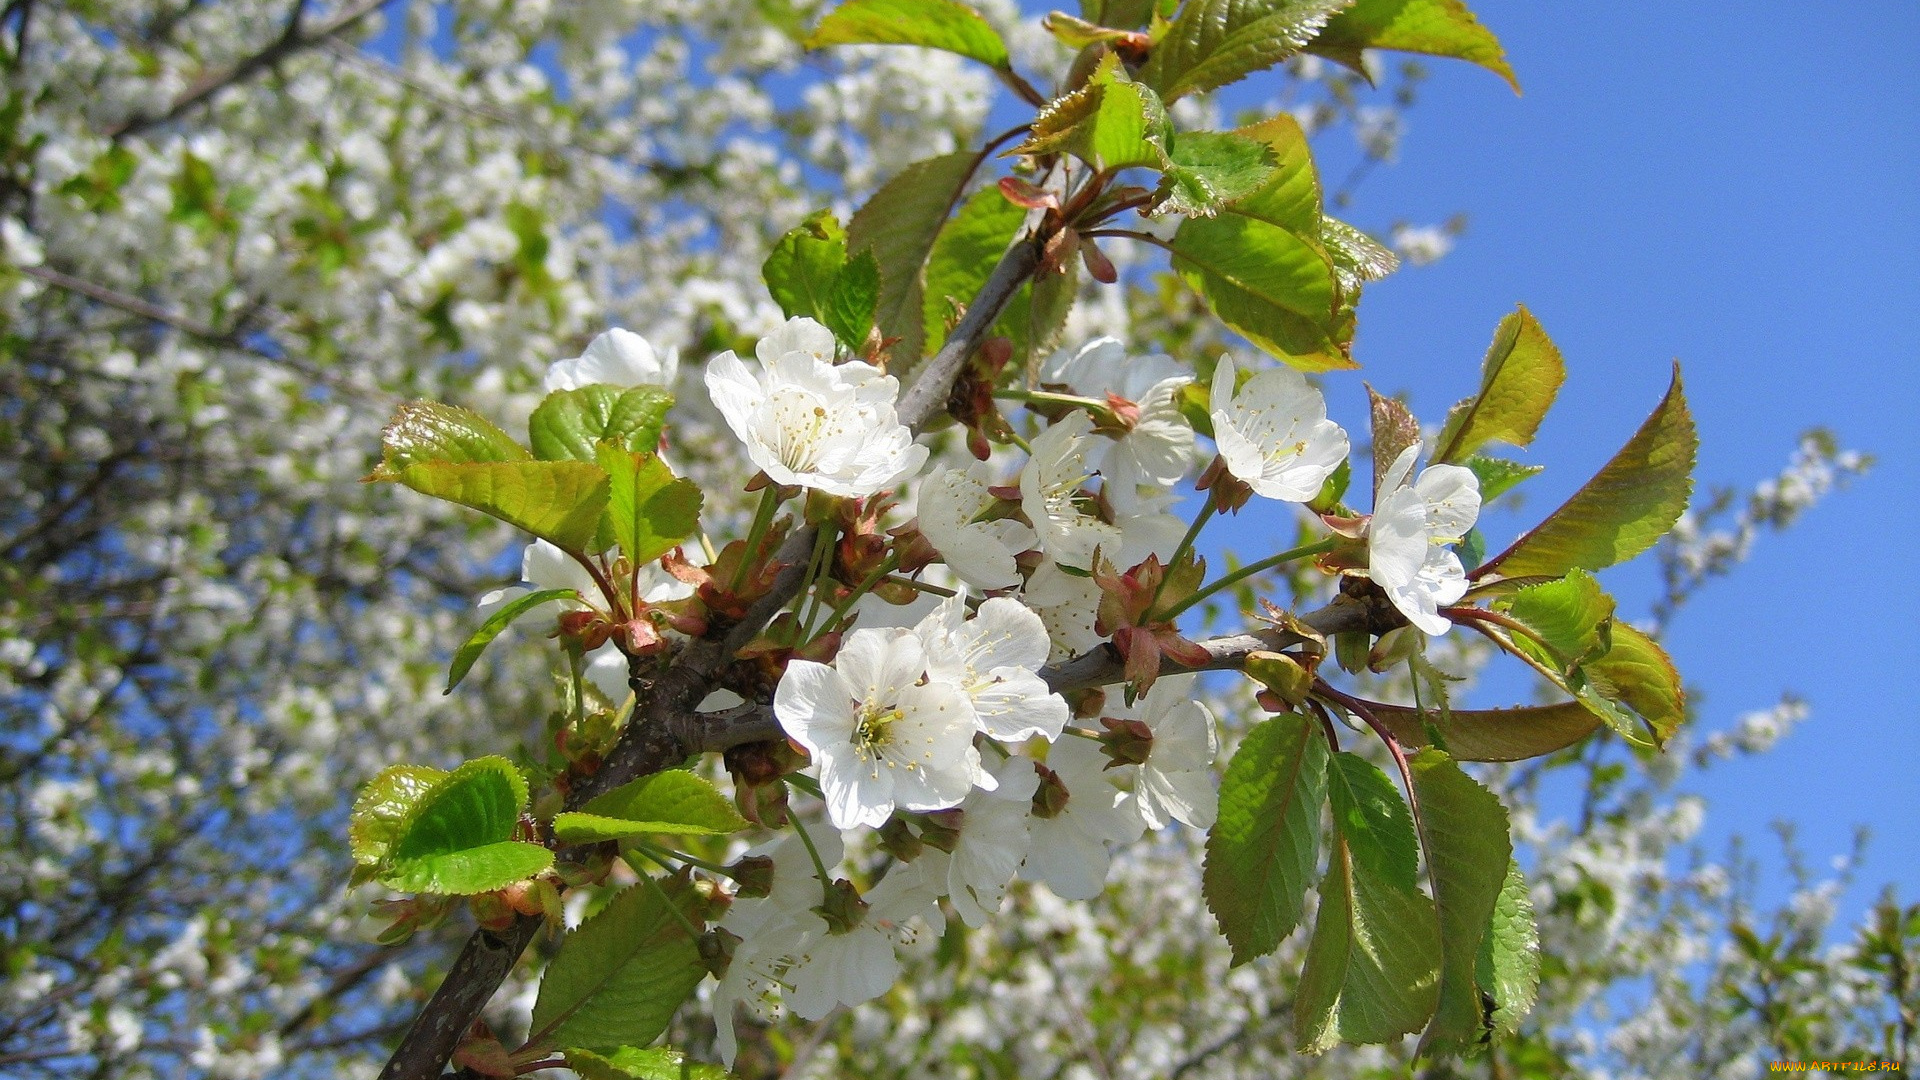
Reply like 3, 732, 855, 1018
376, 226, 1050, 1080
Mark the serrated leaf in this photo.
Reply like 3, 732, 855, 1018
566, 1046, 733, 1080
447, 588, 577, 693
1465, 455, 1543, 502
390, 459, 610, 553
1475, 860, 1539, 1039
529, 385, 675, 464
1586, 621, 1685, 746
527, 876, 712, 1053
763, 209, 849, 327
1141, 0, 1355, 102
806, 0, 1011, 70
1408, 751, 1512, 1057
551, 771, 750, 843
922, 186, 1027, 353
382, 841, 555, 895
1434, 306, 1565, 463
824, 249, 880, 350
1478, 364, 1695, 580
1016, 53, 1171, 172
1010, 258, 1080, 369
350, 764, 446, 865
1295, 752, 1441, 1051
1320, 217, 1398, 294
595, 445, 702, 568
849, 151, 980, 367
1309, 0, 1518, 92
1494, 568, 1615, 672
368, 400, 530, 480
1203, 712, 1329, 965
1363, 700, 1602, 762
1368, 386, 1420, 502
1155, 130, 1276, 217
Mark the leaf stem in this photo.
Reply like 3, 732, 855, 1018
995, 388, 1114, 413
881, 574, 956, 598
1159, 537, 1337, 622
624, 853, 707, 942
1314, 680, 1419, 817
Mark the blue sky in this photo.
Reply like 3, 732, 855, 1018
1204, 1, 1919, 920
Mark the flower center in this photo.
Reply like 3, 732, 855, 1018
853, 698, 907, 769
766, 389, 837, 473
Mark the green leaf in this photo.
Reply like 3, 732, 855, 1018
806, 0, 1012, 70
595, 445, 703, 568
381, 757, 552, 895
1008, 259, 1080, 369
922, 186, 1027, 353
527, 876, 712, 1053
566, 1046, 733, 1080
1494, 568, 1615, 672
446, 588, 576, 694
848, 151, 979, 367
1434, 306, 1565, 463
1140, 0, 1354, 102
1408, 751, 1512, 1057
389, 459, 610, 553
764, 209, 850, 326
1309, 0, 1518, 92
1295, 752, 1441, 1051
1155, 130, 1277, 217
1320, 217, 1399, 294
1169, 115, 1352, 370
350, 764, 446, 865
529, 385, 675, 464
551, 771, 750, 843
1014, 53, 1170, 172
1080, 0, 1161, 30
1362, 700, 1603, 762
1203, 712, 1329, 965
1465, 455, 1543, 502
1479, 364, 1696, 580
368, 400, 531, 480
1475, 860, 1540, 1040
1586, 622, 1686, 746
825, 249, 881, 349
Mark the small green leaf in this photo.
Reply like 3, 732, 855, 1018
1475, 860, 1540, 1039
1479, 364, 1696, 581
527, 876, 713, 1053
447, 588, 576, 694
1155, 130, 1277, 217
380, 757, 551, 895
825, 249, 881, 350
1141, 0, 1354, 102
368, 400, 531, 480
1434, 306, 1566, 463
566, 1046, 734, 1080
1203, 712, 1329, 965
1494, 569, 1615, 672
1014, 53, 1170, 172
552, 771, 750, 843
529, 385, 675, 463
1320, 217, 1399, 293
1295, 752, 1441, 1051
596, 445, 703, 568
922, 186, 1027, 352
1408, 751, 1513, 1057
848, 151, 980, 367
806, 0, 1012, 70
1310, 0, 1518, 92
1465, 455, 1543, 502
763, 209, 849, 327
382, 841, 554, 896
1586, 622, 1686, 746
1363, 700, 1603, 762
350, 765, 446, 865
389, 459, 610, 553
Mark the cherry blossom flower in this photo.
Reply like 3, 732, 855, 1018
1021, 557, 1105, 662
1105, 673, 1220, 830
1043, 338, 1196, 514
543, 328, 679, 391
1021, 739, 1144, 900
914, 596, 1068, 744
713, 829, 841, 1066
915, 462, 1036, 591
921, 757, 1042, 927
1367, 445, 1482, 635
774, 628, 984, 830
785, 865, 940, 1021
1209, 354, 1349, 502
1018, 411, 1187, 573
705, 317, 927, 497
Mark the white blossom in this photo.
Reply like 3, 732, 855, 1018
915, 462, 1036, 591
914, 595, 1068, 744
1209, 354, 1348, 503
1021, 739, 1144, 900
1043, 338, 1196, 514
1367, 445, 1481, 635
705, 317, 927, 497
542, 328, 679, 391
1107, 674, 1220, 830
926, 756, 1042, 927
